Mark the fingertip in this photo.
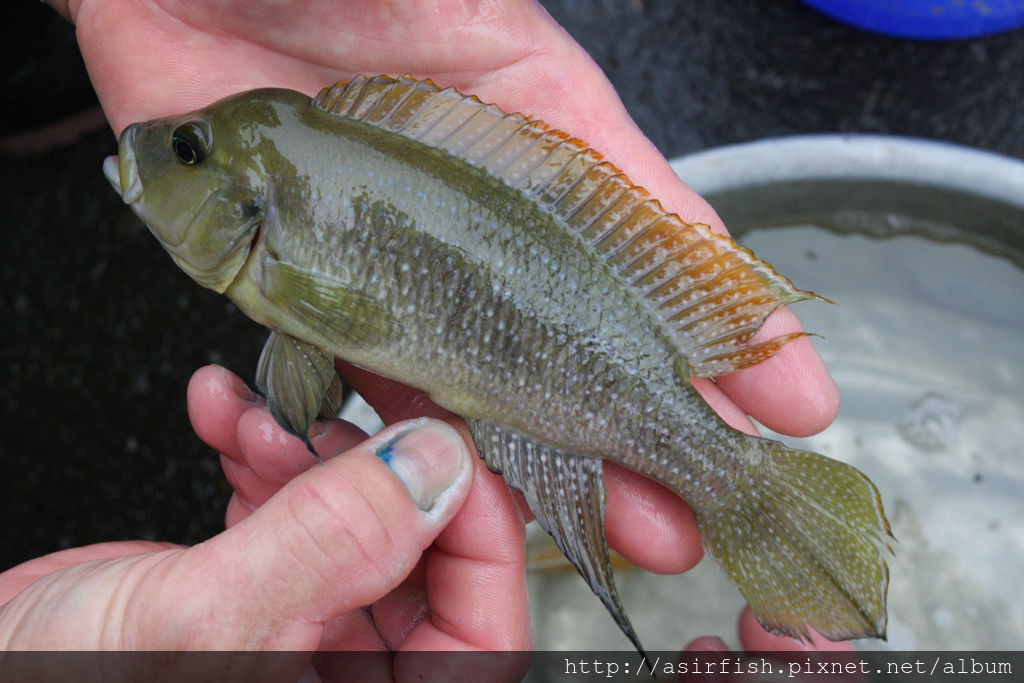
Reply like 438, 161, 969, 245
310, 418, 370, 456
235, 407, 319, 481
187, 365, 261, 459
738, 607, 853, 652
715, 309, 839, 437
374, 419, 474, 518
684, 635, 730, 652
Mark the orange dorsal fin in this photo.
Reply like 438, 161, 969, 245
313, 75, 826, 376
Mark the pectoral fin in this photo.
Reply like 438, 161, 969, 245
256, 331, 343, 460
264, 261, 399, 347
467, 420, 646, 655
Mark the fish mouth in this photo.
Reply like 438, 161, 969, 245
103, 124, 143, 204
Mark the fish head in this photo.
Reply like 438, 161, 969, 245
103, 89, 305, 293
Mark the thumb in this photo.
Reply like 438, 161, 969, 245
150, 418, 474, 648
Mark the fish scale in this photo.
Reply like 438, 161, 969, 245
104, 75, 893, 650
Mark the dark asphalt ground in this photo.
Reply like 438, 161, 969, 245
3, 1, 1023, 570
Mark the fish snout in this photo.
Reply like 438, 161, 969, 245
104, 123, 143, 204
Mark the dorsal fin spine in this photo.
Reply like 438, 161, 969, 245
498, 129, 548, 189
563, 168, 620, 226
578, 179, 631, 241
585, 184, 644, 244
479, 119, 531, 174
524, 131, 573, 191
371, 78, 419, 128
349, 80, 382, 119
569, 163, 623, 222
538, 151, 591, 207
528, 143, 584, 199
392, 87, 446, 134
495, 122, 552, 185
571, 173, 630, 236
634, 238, 714, 287
433, 104, 488, 151
389, 81, 445, 133
382, 76, 428, 124
313, 80, 346, 111
495, 121, 552, 179
346, 78, 382, 117
406, 88, 465, 142
464, 114, 526, 166
593, 199, 660, 255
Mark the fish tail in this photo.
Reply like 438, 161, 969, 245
695, 437, 894, 641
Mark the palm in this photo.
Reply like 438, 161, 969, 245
78, 1, 583, 137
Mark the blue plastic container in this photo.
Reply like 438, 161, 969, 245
802, 0, 1024, 39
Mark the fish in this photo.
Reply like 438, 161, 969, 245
103, 74, 892, 651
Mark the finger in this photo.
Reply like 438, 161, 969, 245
187, 365, 263, 461
42, 1, 73, 23
370, 583, 430, 650
220, 405, 368, 521
715, 309, 839, 437
396, 428, 531, 651
683, 635, 731, 652
223, 490, 255, 529
691, 378, 757, 434
156, 419, 474, 649
604, 463, 703, 574
738, 607, 853, 652
228, 408, 368, 507
337, 360, 454, 425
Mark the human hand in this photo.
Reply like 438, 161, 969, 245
683, 608, 863, 682
190, 364, 531, 652
47, 0, 837, 586
0, 365, 529, 680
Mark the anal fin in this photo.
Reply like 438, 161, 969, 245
256, 331, 343, 461
467, 420, 648, 656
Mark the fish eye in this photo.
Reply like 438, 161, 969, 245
171, 120, 212, 166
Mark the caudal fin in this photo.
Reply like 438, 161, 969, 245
697, 438, 893, 641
